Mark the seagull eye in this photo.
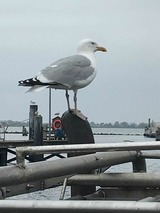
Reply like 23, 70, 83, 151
91, 42, 96, 45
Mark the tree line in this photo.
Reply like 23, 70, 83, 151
0, 120, 148, 129
90, 121, 147, 129
0, 120, 29, 127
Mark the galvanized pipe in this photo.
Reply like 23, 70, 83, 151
141, 152, 160, 159
59, 178, 68, 200
0, 200, 160, 212
16, 141, 158, 166
0, 151, 137, 187
68, 173, 160, 187
139, 195, 160, 202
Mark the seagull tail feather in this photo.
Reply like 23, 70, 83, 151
25, 85, 47, 93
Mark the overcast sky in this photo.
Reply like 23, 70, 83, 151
0, 0, 160, 124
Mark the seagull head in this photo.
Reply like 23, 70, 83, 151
77, 39, 107, 54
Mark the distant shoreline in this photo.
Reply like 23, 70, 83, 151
0, 120, 147, 129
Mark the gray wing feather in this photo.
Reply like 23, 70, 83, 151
37, 55, 94, 88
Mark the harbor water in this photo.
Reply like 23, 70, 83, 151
1, 127, 159, 200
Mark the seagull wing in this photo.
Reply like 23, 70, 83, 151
37, 55, 95, 89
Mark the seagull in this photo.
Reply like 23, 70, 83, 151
19, 39, 107, 116
30, 100, 36, 105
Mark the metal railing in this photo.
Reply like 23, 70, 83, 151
0, 151, 137, 187
16, 141, 160, 166
0, 200, 160, 213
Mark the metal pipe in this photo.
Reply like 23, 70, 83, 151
68, 173, 160, 187
16, 141, 159, 166
0, 200, 160, 213
59, 178, 68, 200
141, 152, 160, 159
139, 195, 160, 202
0, 151, 137, 187
48, 87, 52, 140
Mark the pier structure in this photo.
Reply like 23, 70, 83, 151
0, 105, 160, 212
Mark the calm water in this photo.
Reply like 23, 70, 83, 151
2, 127, 158, 200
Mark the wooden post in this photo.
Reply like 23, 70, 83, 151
22, 126, 28, 136
29, 105, 38, 140
28, 105, 43, 162
0, 148, 7, 166
62, 111, 96, 197
29, 115, 44, 162
43, 124, 47, 140
156, 127, 160, 141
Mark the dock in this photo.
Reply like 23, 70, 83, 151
0, 105, 160, 212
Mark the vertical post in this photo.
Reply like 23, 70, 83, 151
0, 148, 7, 166
148, 118, 151, 128
48, 88, 52, 140
0, 125, 7, 166
22, 126, 28, 136
29, 105, 43, 162
156, 127, 160, 141
29, 115, 43, 162
62, 111, 96, 197
132, 152, 146, 172
43, 124, 47, 140
29, 105, 38, 140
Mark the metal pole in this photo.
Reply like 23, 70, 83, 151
59, 178, 68, 200
68, 173, 160, 187
48, 87, 52, 140
0, 200, 160, 213
16, 141, 160, 155
141, 152, 160, 159
1, 151, 137, 186
16, 141, 160, 166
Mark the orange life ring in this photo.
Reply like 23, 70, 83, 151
52, 119, 62, 130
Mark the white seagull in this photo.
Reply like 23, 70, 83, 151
19, 39, 107, 116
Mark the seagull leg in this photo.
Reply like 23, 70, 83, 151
73, 89, 78, 114
73, 90, 87, 120
65, 90, 71, 111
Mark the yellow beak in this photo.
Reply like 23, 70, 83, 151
96, 46, 107, 52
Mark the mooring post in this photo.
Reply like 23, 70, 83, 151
0, 148, 7, 166
29, 104, 38, 140
62, 111, 96, 197
156, 127, 160, 141
29, 115, 44, 162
